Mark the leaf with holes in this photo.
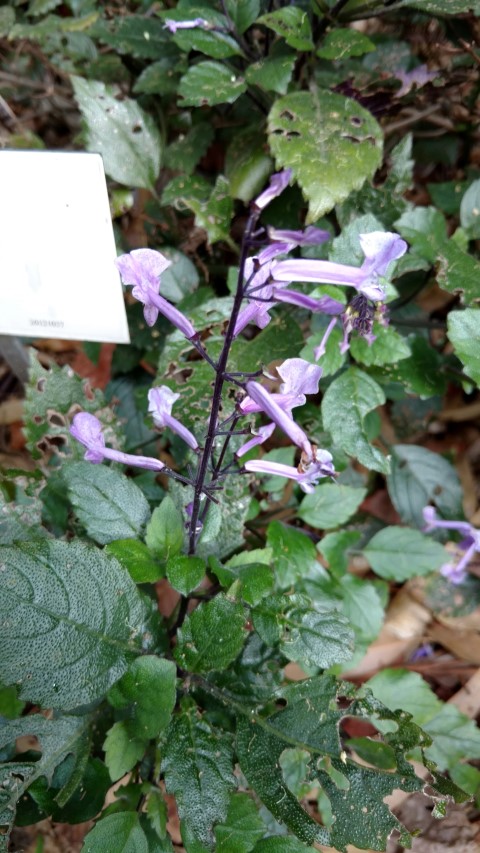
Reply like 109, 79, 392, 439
64, 462, 150, 545
0, 714, 89, 844
0, 539, 146, 709
268, 91, 383, 222
71, 76, 162, 190
258, 8, 313, 51
236, 675, 444, 851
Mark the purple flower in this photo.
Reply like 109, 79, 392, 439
70, 412, 165, 472
422, 506, 480, 585
148, 386, 199, 451
240, 359, 321, 416
253, 169, 292, 211
115, 249, 197, 339
164, 17, 209, 34
272, 232, 407, 301
245, 380, 313, 459
395, 64, 438, 97
244, 452, 335, 494
233, 243, 290, 337
236, 423, 276, 459
267, 225, 330, 247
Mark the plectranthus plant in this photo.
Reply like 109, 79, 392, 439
2, 0, 480, 850
0, 169, 471, 853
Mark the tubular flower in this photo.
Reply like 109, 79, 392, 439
70, 412, 165, 472
267, 225, 330, 247
240, 358, 322, 416
423, 506, 480, 585
236, 423, 276, 459
244, 380, 313, 459
253, 169, 292, 211
148, 386, 199, 451
163, 17, 209, 33
115, 249, 197, 339
245, 451, 335, 494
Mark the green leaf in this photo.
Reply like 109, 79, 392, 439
236, 675, 431, 850
107, 657, 176, 740
174, 594, 247, 672
231, 312, 304, 372
64, 462, 150, 545
133, 59, 180, 96
460, 178, 480, 238
366, 669, 442, 726
95, 16, 170, 59
350, 325, 411, 367
387, 444, 463, 527
71, 76, 162, 191
82, 812, 149, 853
0, 714, 89, 841
225, 130, 273, 204
166, 555, 206, 595
301, 322, 347, 378
268, 91, 383, 222
224, 0, 260, 34
103, 721, 145, 781
214, 792, 264, 852
317, 530, 362, 575
298, 484, 366, 529
321, 368, 388, 473
186, 175, 234, 245
317, 29, 375, 60
258, 8, 313, 51
164, 125, 214, 176
145, 496, 184, 561
245, 54, 296, 95
0, 540, 146, 709
395, 206, 480, 304
24, 355, 114, 462
164, 7, 241, 59
266, 521, 318, 589
178, 61, 247, 106
448, 308, 480, 387
279, 597, 354, 669
0, 6, 15, 36
214, 560, 274, 606
162, 705, 236, 849
105, 539, 163, 584
159, 247, 200, 301
400, 0, 480, 13
363, 526, 447, 581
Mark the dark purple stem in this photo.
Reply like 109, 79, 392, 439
187, 210, 259, 554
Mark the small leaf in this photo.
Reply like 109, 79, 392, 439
95, 16, 171, 59
104, 721, 145, 781
0, 540, 146, 709
317, 29, 375, 60
212, 560, 274, 606
178, 61, 246, 106
268, 91, 383, 222
224, 0, 260, 34
258, 8, 313, 51
71, 76, 162, 190
350, 325, 411, 367
186, 175, 234, 245
225, 130, 273, 203
162, 705, 236, 849
166, 555, 206, 595
245, 53, 296, 95
321, 368, 388, 473
64, 462, 150, 545
279, 598, 354, 669
266, 521, 317, 588
298, 484, 367, 529
164, 7, 241, 59
105, 539, 163, 584
460, 179, 480, 238
158, 248, 200, 302
363, 526, 447, 581
447, 308, 480, 386
174, 595, 247, 672
387, 444, 463, 527
107, 657, 176, 740
164, 125, 214, 176
214, 793, 265, 852
145, 496, 184, 561
81, 812, 149, 853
